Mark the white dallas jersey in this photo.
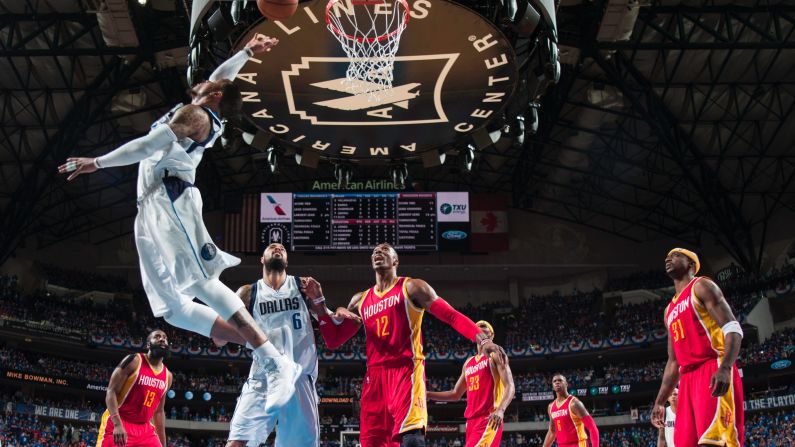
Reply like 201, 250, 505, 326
137, 104, 223, 199
249, 275, 318, 379
665, 406, 676, 447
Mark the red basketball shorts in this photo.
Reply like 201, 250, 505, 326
359, 360, 427, 447
96, 412, 161, 447
465, 415, 503, 447
675, 360, 744, 447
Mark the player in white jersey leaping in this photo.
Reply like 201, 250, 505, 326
216, 243, 359, 447
57, 34, 301, 415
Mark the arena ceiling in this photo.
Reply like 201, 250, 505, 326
1, 0, 794, 273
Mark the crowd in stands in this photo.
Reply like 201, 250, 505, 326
4, 264, 794, 362
0, 413, 98, 446
738, 327, 795, 367
3, 380, 795, 446
1, 326, 789, 406
502, 290, 604, 351
746, 409, 795, 447
599, 426, 657, 446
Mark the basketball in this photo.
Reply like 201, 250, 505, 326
257, 0, 298, 21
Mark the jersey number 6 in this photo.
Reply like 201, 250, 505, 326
292, 313, 302, 330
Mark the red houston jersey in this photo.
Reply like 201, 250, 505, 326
549, 395, 588, 445
117, 354, 169, 423
665, 277, 725, 370
463, 354, 504, 419
358, 277, 424, 367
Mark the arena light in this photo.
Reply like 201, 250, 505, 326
266, 146, 279, 174
464, 144, 476, 172
527, 103, 540, 136
390, 163, 408, 190
515, 114, 526, 145
334, 163, 353, 189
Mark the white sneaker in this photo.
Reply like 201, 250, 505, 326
257, 354, 302, 415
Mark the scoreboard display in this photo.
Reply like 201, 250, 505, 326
259, 192, 470, 251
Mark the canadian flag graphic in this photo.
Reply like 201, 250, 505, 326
470, 195, 509, 252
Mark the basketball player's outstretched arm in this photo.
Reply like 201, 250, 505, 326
105, 354, 141, 447
406, 278, 507, 366
657, 426, 666, 447
488, 359, 516, 430
694, 278, 742, 397
542, 404, 555, 447
58, 105, 212, 181
300, 277, 362, 350
426, 365, 467, 402
153, 371, 171, 446
209, 34, 279, 82
570, 399, 599, 447
652, 331, 680, 428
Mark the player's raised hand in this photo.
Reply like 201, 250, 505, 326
113, 423, 128, 446
650, 403, 666, 428
334, 306, 362, 324
301, 277, 323, 300
482, 340, 508, 367
58, 157, 98, 181
245, 33, 279, 54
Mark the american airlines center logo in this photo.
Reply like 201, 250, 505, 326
233, 0, 518, 160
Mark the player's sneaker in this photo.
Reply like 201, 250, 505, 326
256, 354, 302, 414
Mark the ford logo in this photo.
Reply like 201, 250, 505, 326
442, 230, 468, 240
771, 359, 792, 370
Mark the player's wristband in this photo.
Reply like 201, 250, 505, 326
312, 296, 326, 305
93, 158, 102, 169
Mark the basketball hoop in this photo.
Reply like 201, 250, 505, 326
326, 0, 409, 98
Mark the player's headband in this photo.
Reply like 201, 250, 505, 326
476, 320, 494, 336
668, 248, 700, 275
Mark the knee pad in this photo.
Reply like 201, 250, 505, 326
164, 300, 218, 338
400, 430, 426, 447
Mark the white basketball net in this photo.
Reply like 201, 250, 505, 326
326, 0, 409, 99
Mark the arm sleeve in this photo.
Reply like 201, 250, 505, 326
428, 298, 482, 342
582, 415, 599, 447
208, 49, 252, 82
95, 124, 178, 168
318, 314, 360, 350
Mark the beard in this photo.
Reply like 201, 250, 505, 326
265, 256, 287, 272
149, 345, 171, 359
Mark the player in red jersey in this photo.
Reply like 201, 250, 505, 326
652, 248, 744, 446
308, 243, 506, 447
542, 374, 599, 447
97, 330, 173, 447
427, 320, 515, 447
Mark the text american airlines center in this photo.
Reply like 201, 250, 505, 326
234, 0, 517, 160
